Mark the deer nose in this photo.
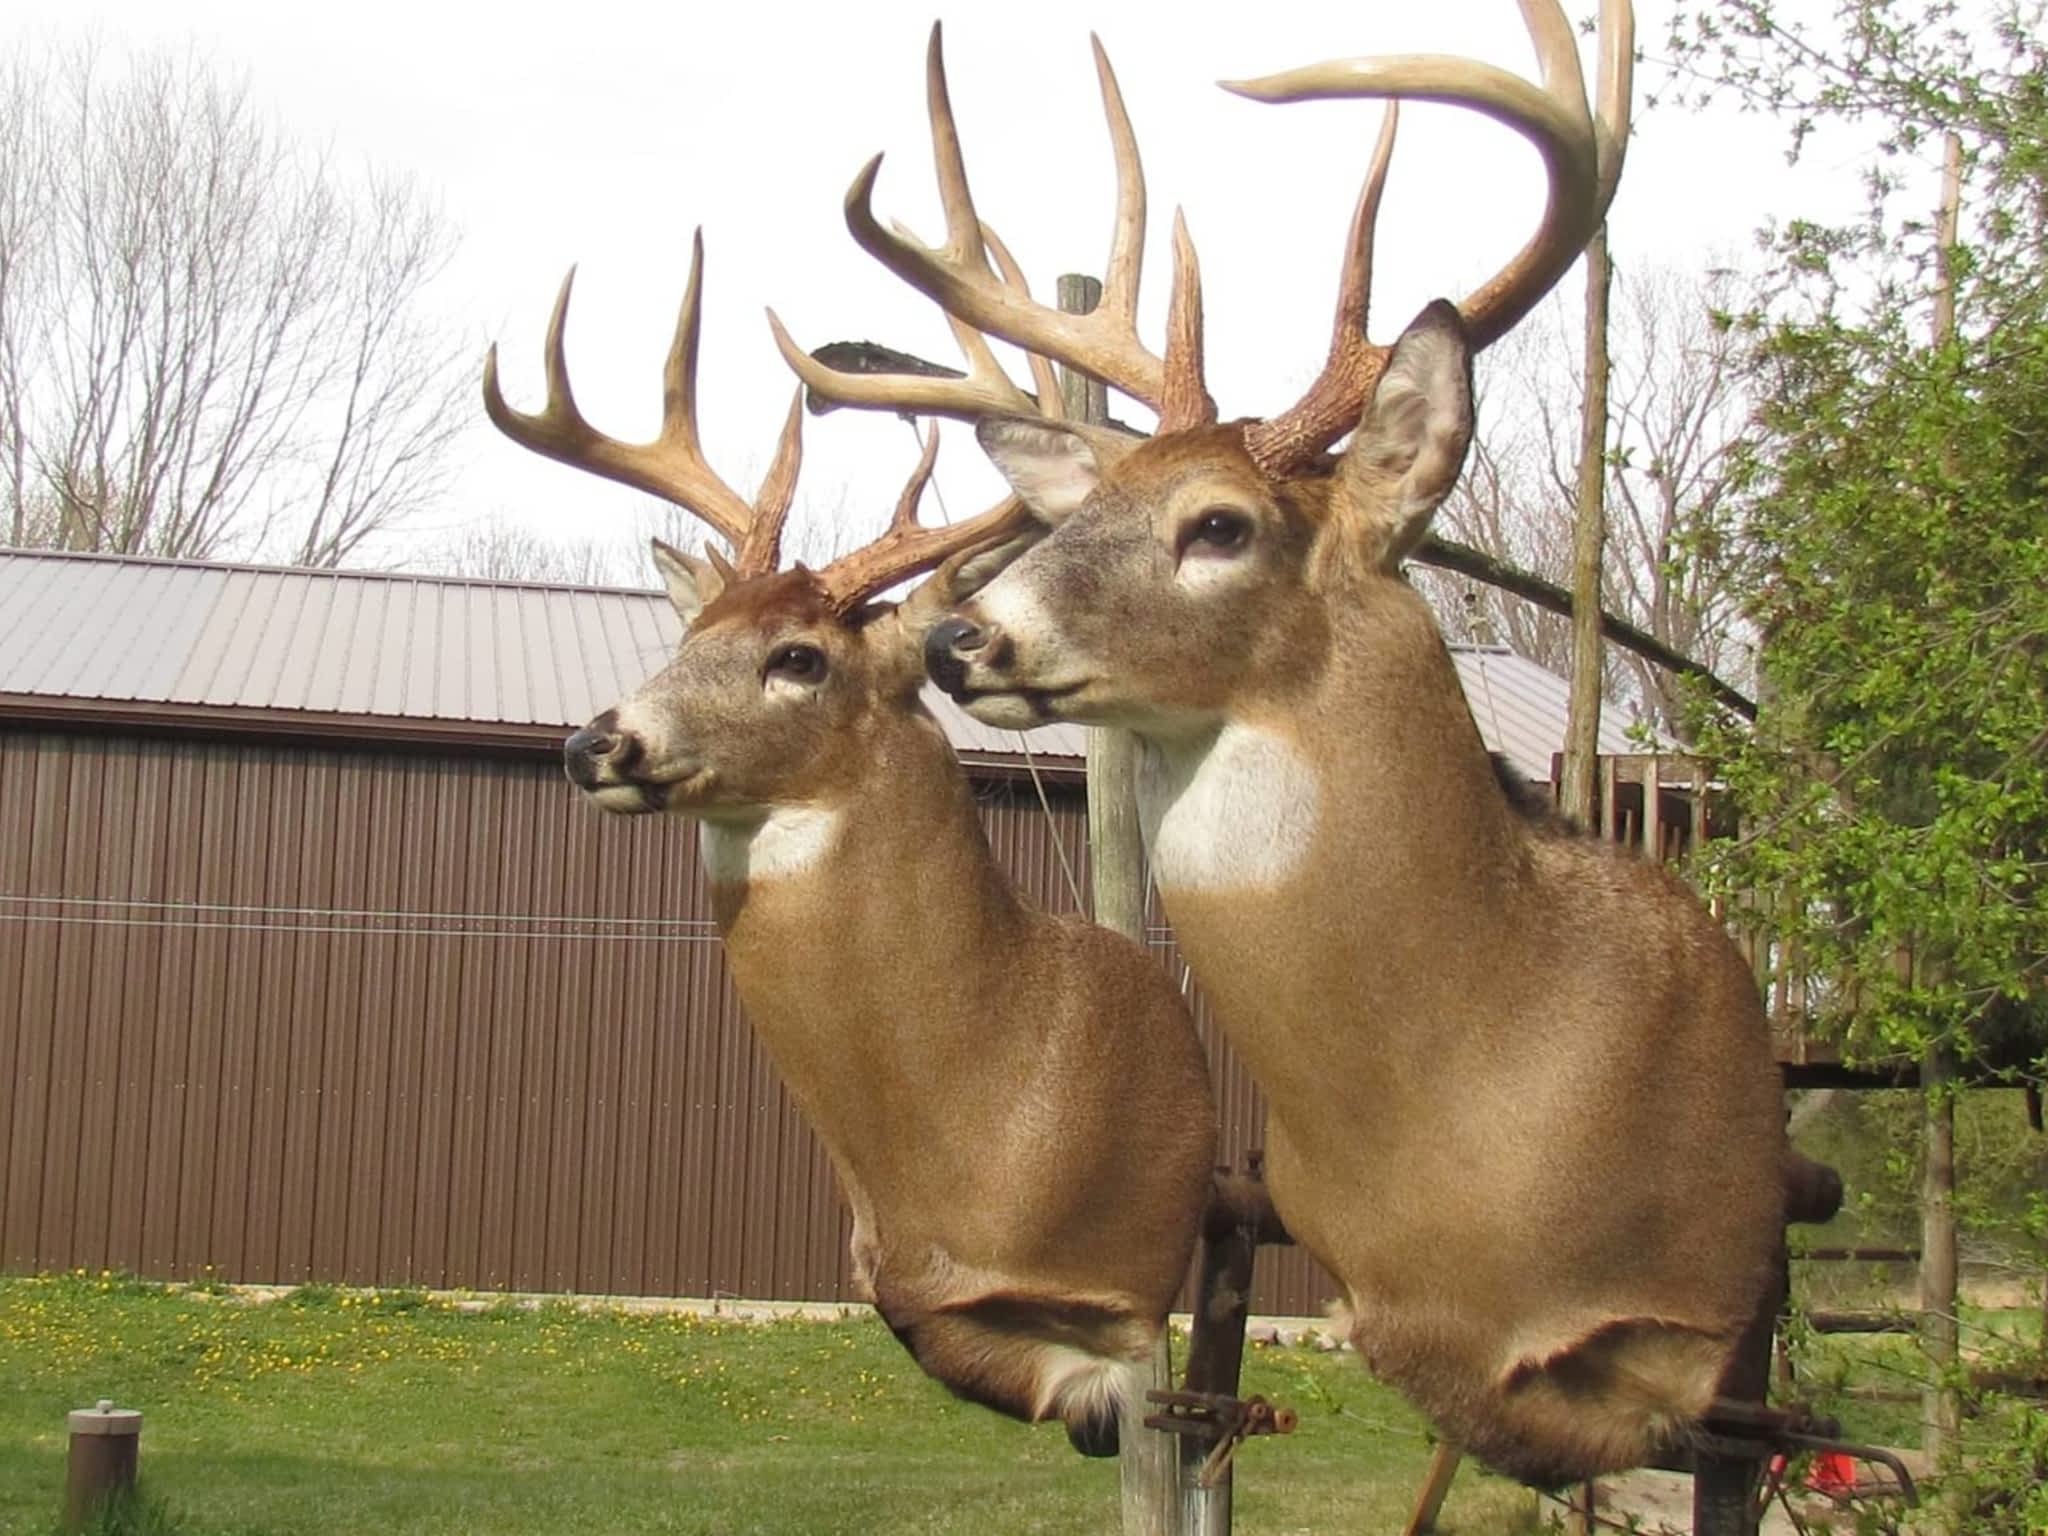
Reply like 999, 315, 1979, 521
925, 615, 997, 695
563, 711, 642, 789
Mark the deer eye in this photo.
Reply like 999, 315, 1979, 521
765, 643, 827, 685
1180, 508, 1252, 559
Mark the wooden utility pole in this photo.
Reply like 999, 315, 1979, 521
1058, 272, 1175, 1536
1920, 131, 1966, 1467
1559, 225, 1612, 826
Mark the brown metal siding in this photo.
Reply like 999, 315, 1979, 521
0, 728, 1337, 1317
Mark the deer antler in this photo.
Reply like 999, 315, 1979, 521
814, 423, 1035, 615
1232, 0, 1635, 473
483, 230, 802, 577
773, 23, 1214, 432
486, 227, 1030, 614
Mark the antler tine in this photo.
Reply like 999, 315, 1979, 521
827, 25, 1180, 413
817, 423, 1036, 613
980, 225, 1066, 423
482, 233, 767, 556
888, 419, 944, 533
1089, 33, 1145, 331
736, 387, 806, 576
1337, 103, 1402, 343
1239, 103, 1400, 471
768, 277, 1039, 423
1159, 209, 1217, 431
765, 220, 1067, 430
1229, 0, 1634, 470
1591, 0, 1635, 216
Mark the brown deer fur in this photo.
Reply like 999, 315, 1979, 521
567, 557, 1216, 1454
927, 305, 1785, 1483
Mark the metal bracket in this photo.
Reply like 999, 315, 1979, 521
1144, 1388, 1298, 1488
1690, 1398, 1919, 1509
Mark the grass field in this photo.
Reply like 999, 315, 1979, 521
0, 1273, 1538, 1536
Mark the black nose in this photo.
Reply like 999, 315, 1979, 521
925, 615, 991, 696
563, 712, 640, 789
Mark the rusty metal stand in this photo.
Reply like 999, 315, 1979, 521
1691, 1269, 1779, 1536
1146, 1155, 1296, 1536
1683, 1151, 1913, 1535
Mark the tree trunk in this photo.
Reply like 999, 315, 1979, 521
1921, 1041, 1960, 1463
1560, 226, 1612, 825
1918, 136, 1965, 1474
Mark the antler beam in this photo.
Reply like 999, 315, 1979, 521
1235, 0, 1635, 471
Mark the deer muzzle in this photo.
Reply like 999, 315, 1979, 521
924, 614, 1002, 697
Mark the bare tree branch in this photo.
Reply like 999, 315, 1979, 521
1422, 261, 1758, 732
0, 41, 465, 566
1413, 533, 1757, 719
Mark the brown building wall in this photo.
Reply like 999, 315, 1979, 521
0, 727, 1337, 1316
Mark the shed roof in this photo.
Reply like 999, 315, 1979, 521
0, 548, 1662, 776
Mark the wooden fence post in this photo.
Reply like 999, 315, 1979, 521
64, 1400, 141, 1531
1056, 271, 1177, 1536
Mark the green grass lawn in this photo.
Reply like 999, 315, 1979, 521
0, 1274, 1536, 1536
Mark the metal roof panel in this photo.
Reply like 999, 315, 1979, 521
0, 551, 1672, 773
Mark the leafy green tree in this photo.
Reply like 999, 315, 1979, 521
1664, 1, 2047, 1069
1667, 6, 2046, 1514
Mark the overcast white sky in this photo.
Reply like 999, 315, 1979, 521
5, 0, 1883, 572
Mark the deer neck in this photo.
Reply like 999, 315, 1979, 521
695, 708, 1024, 1166
1141, 598, 1516, 893
1136, 595, 1522, 1153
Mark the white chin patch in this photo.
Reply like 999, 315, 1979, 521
700, 806, 842, 886
584, 784, 652, 816
959, 692, 1055, 732
1138, 723, 1320, 891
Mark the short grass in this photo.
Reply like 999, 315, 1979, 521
0, 1274, 1536, 1536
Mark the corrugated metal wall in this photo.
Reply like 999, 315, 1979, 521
0, 729, 1336, 1316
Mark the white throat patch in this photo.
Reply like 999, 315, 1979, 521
1138, 723, 1321, 891
700, 806, 842, 886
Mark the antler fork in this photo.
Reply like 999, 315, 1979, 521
774, 22, 1215, 434
486, 231, 1032, 613
482, 230, 803, 577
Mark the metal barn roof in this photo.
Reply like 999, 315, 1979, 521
0, 548, 1659, 776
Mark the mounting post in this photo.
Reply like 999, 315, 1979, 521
1172, 1155, 1295, 1535
1057, 269, 1175, 1536
1691, 1251, 1784, 1536
64, 1400, 141, 1531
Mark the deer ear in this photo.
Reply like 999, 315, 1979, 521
649, 537, 725, 625
976, 417, 1138, 524
1337, 300, 1474, 569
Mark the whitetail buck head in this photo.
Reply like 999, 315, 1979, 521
483, 235, 1216, 1457
781, 8, 1795, 1488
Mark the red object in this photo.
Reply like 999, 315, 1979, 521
1806, 1451, 1859, 1496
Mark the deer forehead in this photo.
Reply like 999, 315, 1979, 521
1104, 437, 1284, 523
1138, 723, 1321, 891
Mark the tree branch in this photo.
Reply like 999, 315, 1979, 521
1412, 532, 1758, 720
